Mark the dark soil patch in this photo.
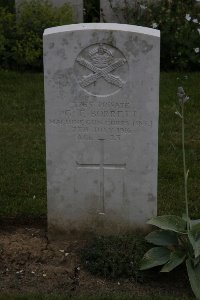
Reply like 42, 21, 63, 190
0, 223, 194, 298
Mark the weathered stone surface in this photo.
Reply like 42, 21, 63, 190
51, 0, 83, 22
100, 0, 135, 23
15, 0, 83, 23
43, 23, 160, 238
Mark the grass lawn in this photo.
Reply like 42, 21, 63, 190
0, 71, 46, 217
0, 70, 200, 219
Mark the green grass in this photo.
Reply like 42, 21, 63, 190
0, 70, 200, 219
158, 72, 200, 218
0, 71, 46, 217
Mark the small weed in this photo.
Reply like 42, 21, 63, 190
80, 235, 150, 280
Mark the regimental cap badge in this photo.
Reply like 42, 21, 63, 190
89, 44, 113, 68
75, 43, 128, 96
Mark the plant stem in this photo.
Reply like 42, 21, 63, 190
181, 104, 189, 231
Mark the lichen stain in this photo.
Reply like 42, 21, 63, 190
62, 38, 68, 46
105, 180, 115, 198
53, 68, 72, 88
56, 48, 66, 59
105, 191, 112, 198
74, 187, 78, 194
49, 42, 54, 49
107, 31, 116, 47
124, 35, 153, 58
148, 193, 155, 202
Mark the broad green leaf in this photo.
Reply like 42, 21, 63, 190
140, 247, 171, 270
147, 215, 187, 233
190, 219, 200, 227
193, 256, 200, 267
186, 258, 200, 299
189, 223, 200, 240
160, 250, 186, 272
188, 223, 200, 258
182, 213, 190, 224
145, 230, 179, 246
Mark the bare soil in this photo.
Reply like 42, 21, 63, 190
0, 219, 194, 298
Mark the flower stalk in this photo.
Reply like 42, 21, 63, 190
140, 88, 200, 299
177, 87, 190, 232
181, 104, 189, 231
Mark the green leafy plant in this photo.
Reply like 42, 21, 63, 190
0, 7, 16, 68
0, 0, 15, 13
111, 0, 200, 70
84, 0, 100, 22
13, 0, 74, 69
81, 235, 150, 280
140, 87, 200, 299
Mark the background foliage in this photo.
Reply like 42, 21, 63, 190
112, 0, 200, 70
84, 0, 100, 22
0, 7, 16, 68
0, 0, 15, 12
0, 0, 73, 69
0, 0, 199, 70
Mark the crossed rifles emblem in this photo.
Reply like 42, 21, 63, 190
76, 45, 126, 88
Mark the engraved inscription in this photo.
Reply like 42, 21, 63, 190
76, 139, 126, 213
74, 44, 128, 97
49, 98, 153, 141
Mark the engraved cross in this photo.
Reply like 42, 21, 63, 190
76, 139, 126, 213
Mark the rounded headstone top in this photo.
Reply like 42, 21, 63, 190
43, 23, 160, 38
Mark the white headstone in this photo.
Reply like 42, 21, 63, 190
44, 23, 160, 238
15, 0, 83, 23
51, 0, 83, 22
100, 0, 134, 23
